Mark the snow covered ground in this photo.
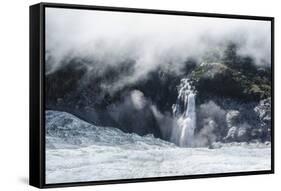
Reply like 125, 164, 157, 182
45, 110, 271, 184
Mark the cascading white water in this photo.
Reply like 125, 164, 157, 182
171, 79, 196, 147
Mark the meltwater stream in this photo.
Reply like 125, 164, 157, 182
171, 79, 196, 147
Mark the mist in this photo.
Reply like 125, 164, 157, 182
46, 8, 271, 92
45, 8, 272, 147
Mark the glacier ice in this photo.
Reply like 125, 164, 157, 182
46, 110, 271, 184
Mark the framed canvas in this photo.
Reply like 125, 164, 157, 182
29, 2, 274, 188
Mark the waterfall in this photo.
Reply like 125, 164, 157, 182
171, 78, 196, 147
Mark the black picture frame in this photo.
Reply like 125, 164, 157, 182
30, 2, 274, 189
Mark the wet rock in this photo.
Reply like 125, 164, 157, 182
254, 98, 271, 127
226, 110, 240, 128
224, 126, 238, 142
236, 124, 250, 142
224, 122, 251, 142
253, 98, 271, 141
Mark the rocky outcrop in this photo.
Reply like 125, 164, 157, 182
253, 98, 272, 141
222, 100, 272, 143
189, 45, 271, 144
224, 110, 249, 142
254, 98, 271, 128
190, 62, 271, 103
226, 110, 240, 128
45, 43, 272, 145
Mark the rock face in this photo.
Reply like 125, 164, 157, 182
226, 110, 240, 128
254, 98, 272, 141
224, 123, 251, 143
222, 100, 272, 143
224, 110, 250, 142
191, 62, 271, 103
237, 124, 249, 142
188, 44, 271, 144
190, 44, 271, 105
224, 126, 238, 142
45, 43, 272, 145
254, 98, 271, 128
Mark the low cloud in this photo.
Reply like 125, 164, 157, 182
46, 7, 271, 93
195, 101, 227, 146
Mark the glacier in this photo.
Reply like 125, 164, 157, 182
46, 110, 271, 184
